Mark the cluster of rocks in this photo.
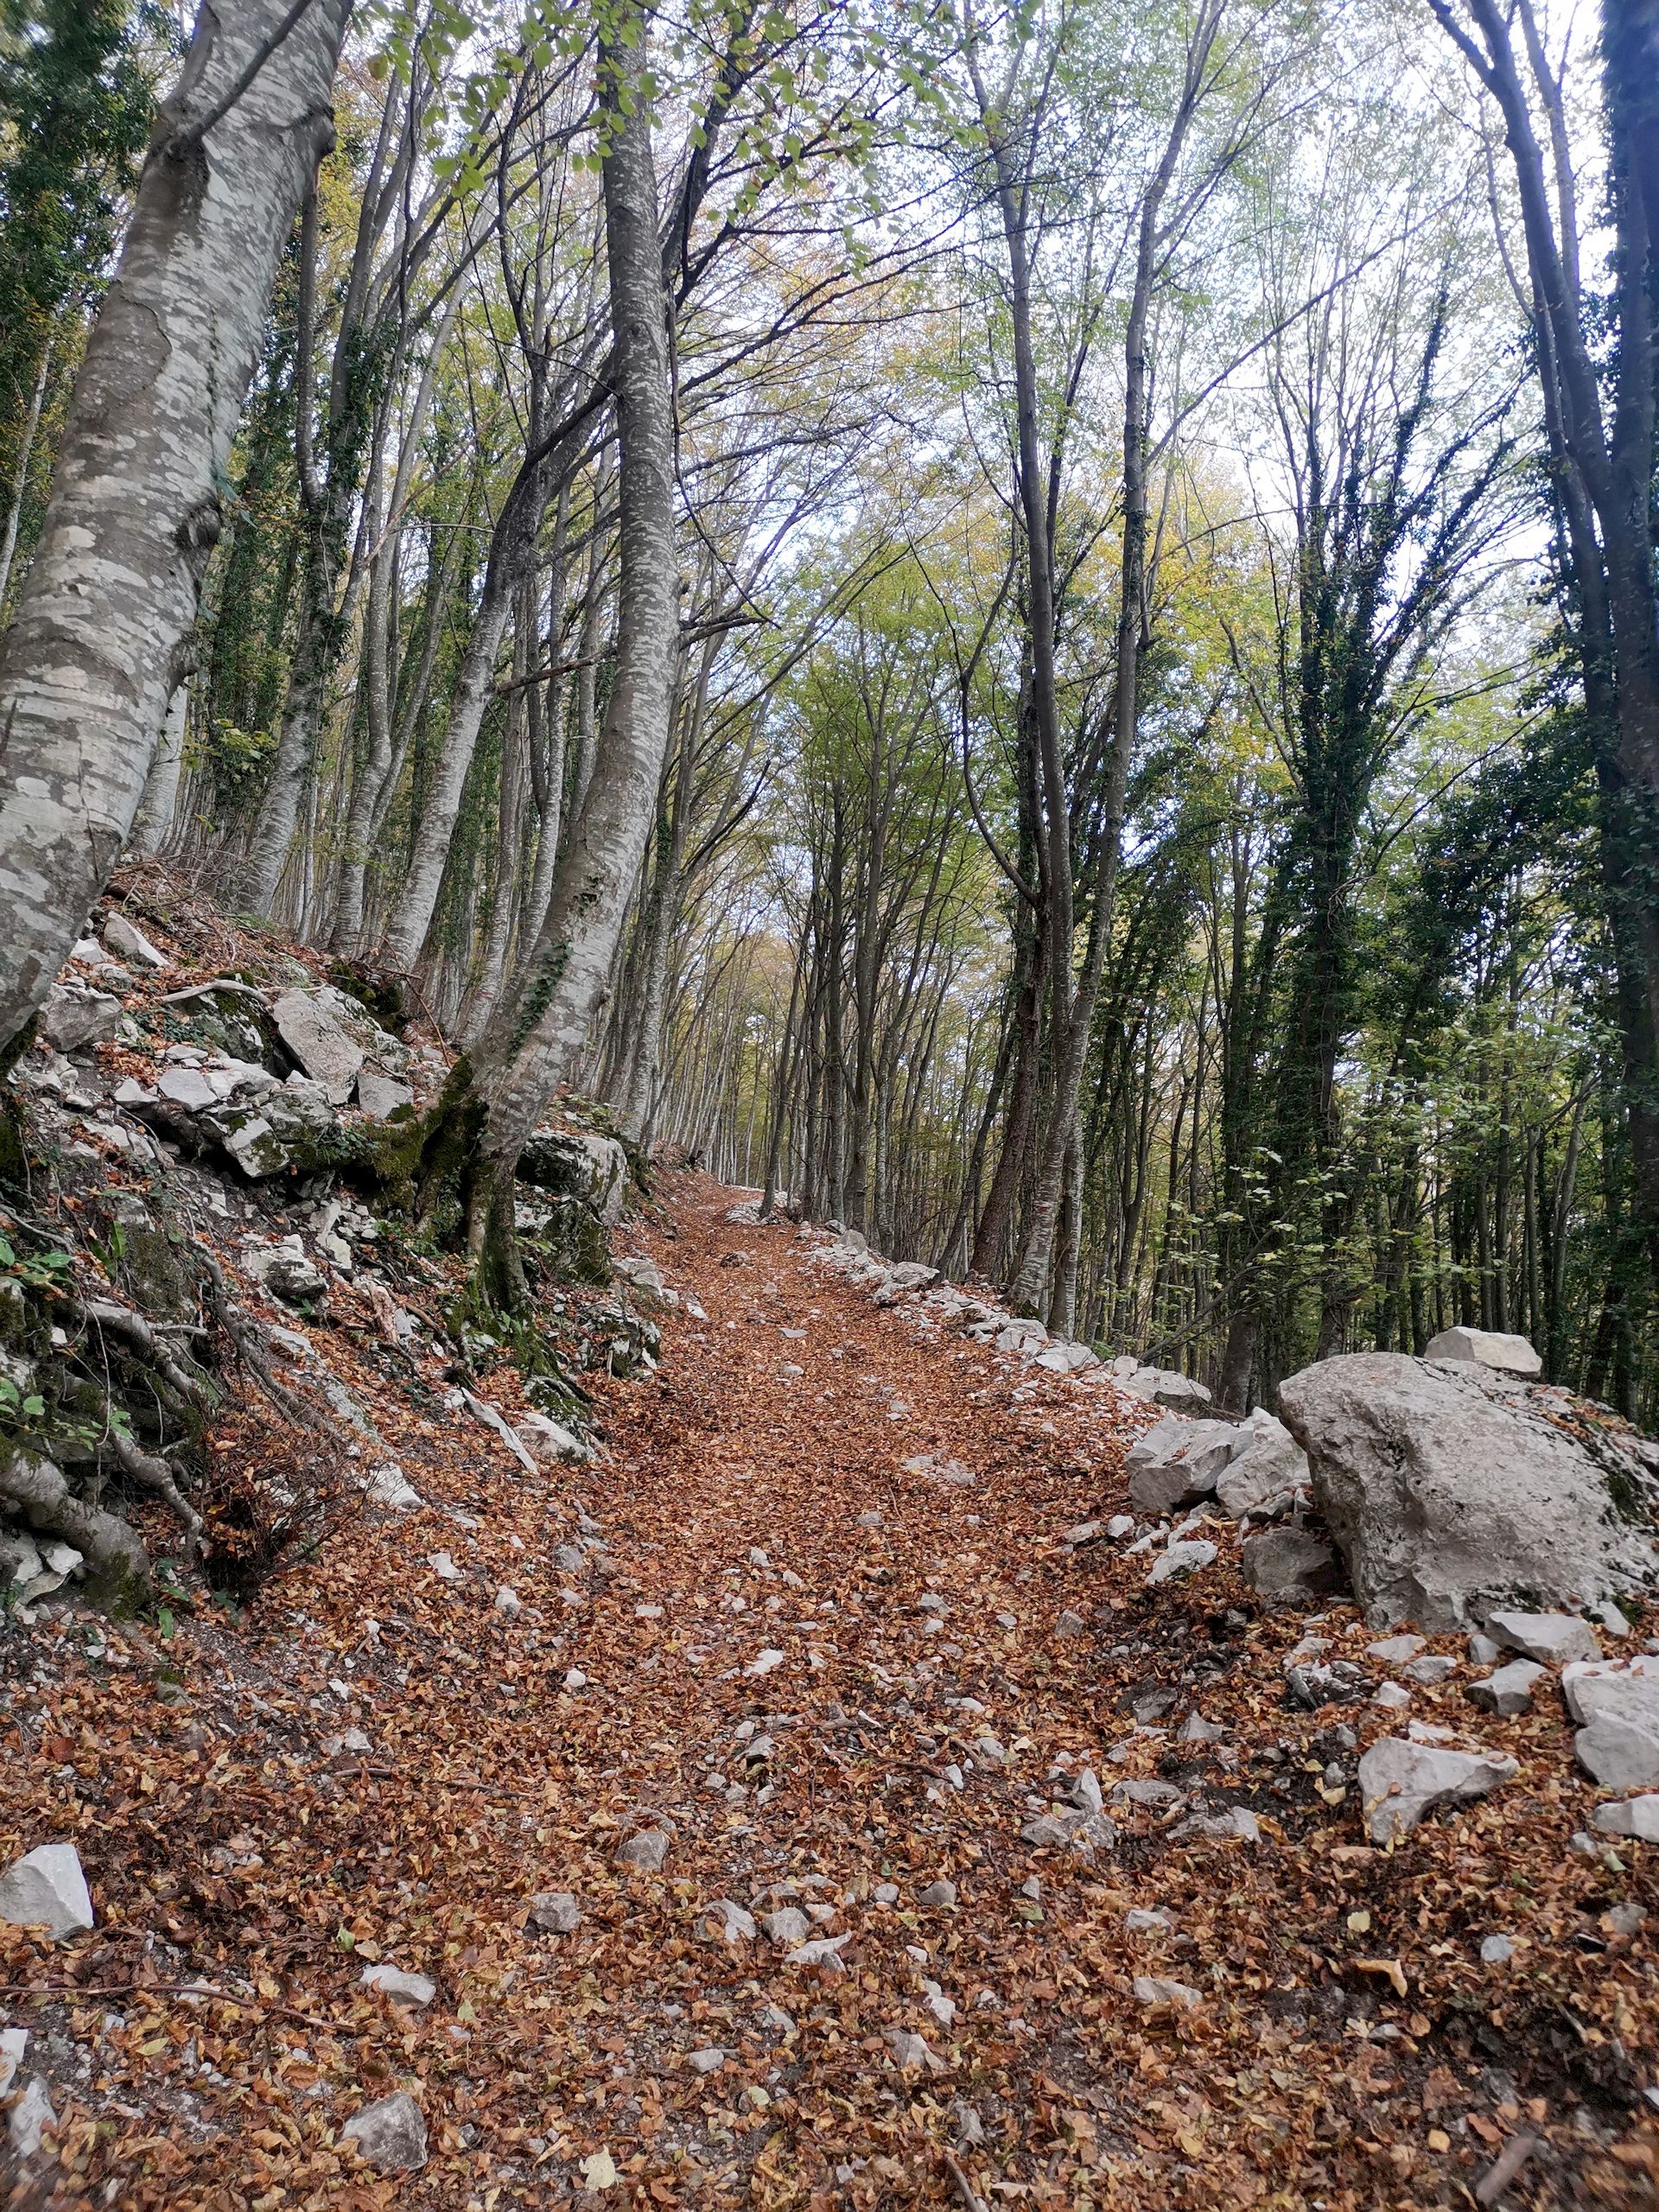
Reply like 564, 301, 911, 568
805, 1224, 1213, 1408
26, 923, 440, 1185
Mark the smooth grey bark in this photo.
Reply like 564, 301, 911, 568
131, 682, 189, 857
469, 22, 677, 1202
0, 0, 352, 1053
238, 67, 436, 914
0, 337, 52, 615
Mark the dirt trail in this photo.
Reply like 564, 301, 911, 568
3, 1172, 1654, 2209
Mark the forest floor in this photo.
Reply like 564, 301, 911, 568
3, 1171, 1658, 2211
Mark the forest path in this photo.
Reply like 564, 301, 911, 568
6, 1172, 1619, 2210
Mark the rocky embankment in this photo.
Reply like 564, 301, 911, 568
0, 871, 652, 1611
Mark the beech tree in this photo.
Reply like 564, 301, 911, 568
0, 0, 354, 1056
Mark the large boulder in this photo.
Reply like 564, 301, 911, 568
1422, 1325, 1541, 1378
1215, 1409, 1310, 1518
1562, 1656, 1659, 1789
1278, 1353, 1658, 1630
518, 1127, 632, 1224
1125, 1416, 1240, 1513
270, 988, 363, 1105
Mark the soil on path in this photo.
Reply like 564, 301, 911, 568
3, 1172, 1656, 2209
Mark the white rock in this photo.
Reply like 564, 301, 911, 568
1366, 1634, 1426, 1665
1106, 1514, 1135, 1539
1124, 1907, 1176, 1933
8, 2074, 54, 2157
688, 2046, 726, 2074
704, 1899, 756, 1942
1489, 1611, 1601, 1667
1133, 1975, 1200, 2009
342, 2090, 427, 2171
1279, 1352, 1656, 1630
886, 2027, 939, 2071
785, 1933, 852, 1971
761, 1907, 810, 1947
1055, 1609, 1086, 1637
427, 1552, 461, 1582
1372, 1681, 1413, 1711
1591, 1796, 1659, 1840
361, 1963, 436, 2007
563, 1668, 588, 1689
617, 1830, 670, 1872
917, 1878, 957, 1906
1468, 1633, 1503, 1666
1423, 1325, 1541, 1377
1562, 1655, 1659, 1787
364, 1463, 420, 1510
103, 912, 167, 968
1147, 1539, 1216, 1586
0, 1844, 92, 1939
1467, 1659, 1545, 1717
271, 988, 364, 1105
515, 1411, 587, 1464
528, 1891, 582, 1933
1126, 1416, 1240, 1514
746, 1648, 785, 1676
0, 2028, 25, 2099
1404, 1655, 1459, 1685
355, 1070, 415, 1120
1357, 1736, 1517, 1842
157, 1065, 219, 1111
494, 1586, 522, 1618
1479, 1933, 1514, 1964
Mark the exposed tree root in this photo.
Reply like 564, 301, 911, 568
0, 1448, 151, 1608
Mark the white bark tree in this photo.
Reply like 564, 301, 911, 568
0, 0, 353, 1053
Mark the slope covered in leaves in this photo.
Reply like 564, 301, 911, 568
2, 1174, 1656, 2210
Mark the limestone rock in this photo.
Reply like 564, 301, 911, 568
102, 913, 167, 969
761, 1906, 810, 1947
8, 2074, 54, 2157
1591, 1796, 1659, 1840
270, 988, 364, 1105
41, 986, 122, 1053
355, 1070, 415, 1120
1467, 1659, 1545, 1717
1126, 1416, 1240, 1514
528, 1891, 582, 1933
342, 2091, 427, 2171
1575, 1719, 1659, 1790
1367, 1634, 1425, 1665
1357, 1735, 1516, 1842
0, 1843, 92, 1939
917, 1879, 957, 1906
1562, 1656, 1659, 1788
1488, 1611, 1601, 1667
1133, 1975, 1200, 2009
360, 1963, 435, 2007
1423, 1325, 1541, 1377
1241, 1527, 1344, 1609
1120, 1367, 1212, 1413
1278, 1351, 1657, 1629
1215, 1412, 1310, 1518
515, 1410, 587, 1464
518, 1127, 632, 1224
1147, 1538, 1216, 1586
617, 1829, 670, 1872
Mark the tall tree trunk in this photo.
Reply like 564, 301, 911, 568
130, 681, 189, 857
0, 336, 52, 613
453, 17, 677, 1301
0, 0, 352, 1054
